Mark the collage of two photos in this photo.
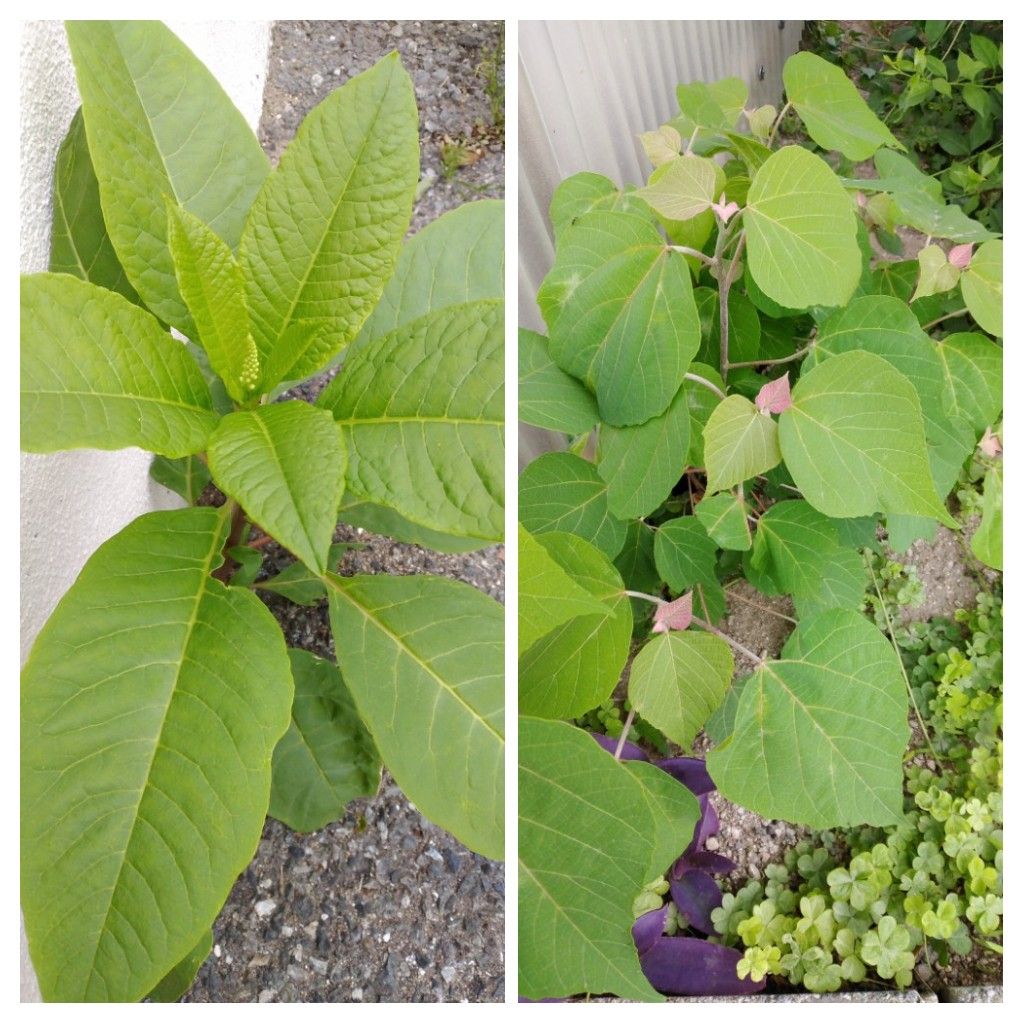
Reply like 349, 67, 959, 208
19, 17, 1003, 1005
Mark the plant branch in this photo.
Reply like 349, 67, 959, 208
624, 590, 764, 664
212, 500, 247, 584
723, 584, 798, 624
614, 709, 636, 760
867, 560, 940, 763
669, 244, 716, 266
727, 342, 814, 370
692, 614, 763, 665
940, 20, 965, 62
717, 231, 746, 385
923, 307, 969, 331
685, 371, 726, 401
767, 101, 792, 148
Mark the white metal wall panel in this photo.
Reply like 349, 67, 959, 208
518, 20, 804, 464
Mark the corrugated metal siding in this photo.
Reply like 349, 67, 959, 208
518, 20, 804, 464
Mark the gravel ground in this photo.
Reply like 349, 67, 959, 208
691, 585, 811, 880
185, 19, 505, 1003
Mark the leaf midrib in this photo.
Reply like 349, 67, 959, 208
324, 576, 503, 744
82, 513, 227, 998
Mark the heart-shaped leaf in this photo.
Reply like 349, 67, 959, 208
519, 532, 632, 719
628, 631, 733, 747
707, 609, 909, 827
779, 350, 956, 525
703, 394, 781, 494
519, 718, 700, 1002
744, 146, 861, 309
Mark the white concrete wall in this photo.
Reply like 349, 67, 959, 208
19, 19, 272, 1001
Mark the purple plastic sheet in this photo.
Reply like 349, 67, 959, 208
588, 732, 649, 762
654, 756, 715, 795
635, 929, 766, 996
670, 870, 722, 935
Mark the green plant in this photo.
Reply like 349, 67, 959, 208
518, 45, 1001, 1001
803, 21, 1003, 231
21, 22, 504, 1003
718, 590, 1002, 992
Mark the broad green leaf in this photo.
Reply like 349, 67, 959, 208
21, 507, 293, 1002
779, 350, 955, 525
886, 514, 936, 553
634, 155, 724, 222
166, 202, 259, 402
654, 516, 725, 621
934, 332, 1003, 434
614, 522, 661, 597
319, 300, 503, 542
519, 717, 699, 1002
519, 532, 631, 720
539, 211, 700, 426
21, 274, 217, 456
746, 104, 776, 141
707, 609, 909, 828
66, 21, 269, 332
520, 525, 610, 656
548, 172, 648, 242
519, 452, 627, 560
810, 294, 951, 431
208, 402, 346, 574
241, 54, 418, 385
227, 543, 263, 589
337, 498, 486, 554
971, 464, 1002, 570
695, 492, 751, 551
960, 240, 1003, 337
862, 260, 918, 304
873, 149, 943, 202
783, 51, 901, 160
628, 632, 734, 748
745, 146, 861, 309
808, 295, 976, 500
891, 190, 996, 244
354, 199, 503, 347
145, 931, 212, 1003
912, 244, 960, 302
49, 108, 140, 305
149, 455, 212, 506
676, 77, 746, 130
269, 649, 380, 833
639, 124, 683, 167
723, 131, 773, 175
683, 363, 726, 467
518, 328, 599, 434
598, 384, 690, 520
703, 394, 781, 494
751, 500, 866, 618
326, 572, 503, 860
254, 543, 353, 605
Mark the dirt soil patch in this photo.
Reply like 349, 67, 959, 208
184, 19, 505, 1003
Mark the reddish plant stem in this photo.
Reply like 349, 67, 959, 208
212, 501, 247, 584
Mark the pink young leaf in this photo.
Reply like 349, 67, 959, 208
652, 592, 693, 633
979, 426, 1002, 458
755, 373, 792, 414
948, 243, 973, 270
711, 193, 740, 224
